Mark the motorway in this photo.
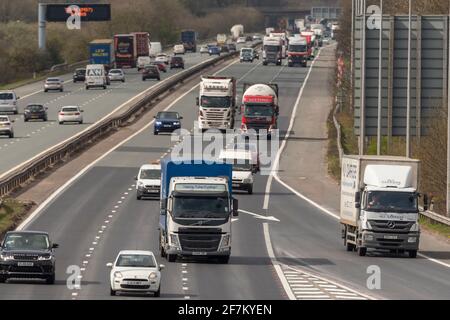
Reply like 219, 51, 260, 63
0, 44, 449, 300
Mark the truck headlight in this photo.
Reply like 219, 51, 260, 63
220, 235, 230, 248
170, 234, 180, 247
0, 253, 13, 261
410, 222, 420, 232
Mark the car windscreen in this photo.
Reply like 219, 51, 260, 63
116, 254, 156, 268
26, 105, 44, 112
244, 105, 274, 117
201, 96, 231, 108
62, 107, 78, 112
0, 93, 14, 100
3, 233, 50, 250
157, 112, 179, 119
140, 169, 161, 180
173, 196, 229, 219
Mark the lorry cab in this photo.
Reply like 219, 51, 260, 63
85, 64, 108, 90
287, 37, 308, 67
263, 36, 283, 66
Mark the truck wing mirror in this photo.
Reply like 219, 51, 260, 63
355, 191, 361, 209
196, 97, 199, 106
422, 193, 429, 211
232, 198, 239, 217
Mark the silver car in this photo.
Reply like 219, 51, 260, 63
0, 91, 19, 114
0, 115, 14, 138
58, 106, 83, 125
108, 69, 125, 82
44, 78, 64, 92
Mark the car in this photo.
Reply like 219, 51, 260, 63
150, 61, 167, 73
153, 111, 182, 135
73, 68, 86, 82
142, 65, 161, 81
170, 56, 185, 69
246, 35, 253, 42
252, 34, 262, 41
200, 46, 209, 54
240, 48, 255, 63
208, 46, 221, 56
173, 44, 186, 55
44, 77, 64, 92
228, 43, 237, 52
220, 45, 230, 53
155, 53, 169, 65
0, 231, 58, 284
24, 104, 48, 122
135, 163, 161, 200
219, 149, 254, 194
107, 250, 164, 297
108, 69, 125, 82
137, 56, 152, 71
237, 37, 246, 44
0, 115, 14, 138
0, 91, 19, 114
58, 106, 83, 124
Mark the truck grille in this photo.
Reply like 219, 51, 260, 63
246, 123, 270, 131
203, 109, 228, 120
178, 229, 222, 252
369, 220, 414, 234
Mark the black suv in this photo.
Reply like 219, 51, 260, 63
142, 65, 161, 81
73, 68, 86, 83
24, 104, 48, 122
0, 231, 58, 284
170, 56, 185, 70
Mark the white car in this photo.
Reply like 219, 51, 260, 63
219, 149, 254, 194
237, 37, 246, 44
107, 250, 164, 297
135, 163, 161, 200
173, 44, 185, 55
155, 54, 169, 65
0, 91, 19, 114
0, 115, 14, 138
199, 46, 209, 54
58, 106, 83, 124
108, 69, 125, 82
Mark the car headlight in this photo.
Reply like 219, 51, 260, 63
38, 254, 52, 261
170, 234, 179, 247
173, 122, 180, 126
148, 272, 157, 280
156, 121, 162, 126
114, 271, 123, 278
0, 253, 13, 261
138, 181, 144, 187
244, 178, 253, 184
410, 222, 420, 232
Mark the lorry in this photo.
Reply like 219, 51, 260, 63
216, 33, 228, 48
311, 24, 324, 47
159, 158, 239, 263
263, 36, 283, 66
89, 39, 115, 71
230, 24, 244, 41
131, 32, 150, 58
269, 32, 288, 58
340, 155, 421, 258
294, 19, 305, 32
197, 76, 237, 131
287, 37, 308, 67
301, 31, 316, 60
114, 34, 136, 68
240, 83, 279, 138
181, 30, 197, 53
265, 27, 275, 36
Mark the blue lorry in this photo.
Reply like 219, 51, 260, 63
89, 39, 115, 71
181, 30, 198, 53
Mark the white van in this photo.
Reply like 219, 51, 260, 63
0, 91, 19, 114
173, 44, 185, 55
137, 56, 151, 71
149, 42, 162, 58
85, 64, 107, 90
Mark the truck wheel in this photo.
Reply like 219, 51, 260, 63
46, 273, 55, 284
357, 247, 367, 257
0, 276, 6, 283
167, 254, 176, 262
247, 185, 253, 195
408, 250, 418, 258
346, 242, 355, 252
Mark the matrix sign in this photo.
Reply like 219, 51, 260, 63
45, 4, 111, 22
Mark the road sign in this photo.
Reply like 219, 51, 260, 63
45, 4, 111, 22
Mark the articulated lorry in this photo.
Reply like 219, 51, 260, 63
240, 83, 279, 138
131, 32, 150, 58
263, 36, 283, 66
159, 159, 239, 264
197, 76, 237, 131
230, 24, 244, 41
181, 30, 198, 53
114, 34, 136, 68
301, 31, 317, 60
287, 36, 308, 67
89, 39, 115, 71
269, 32, 288, 58
340, 156, 421, 258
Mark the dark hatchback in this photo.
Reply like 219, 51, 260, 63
24, 104, 48, 122
73, 68, 86, 83
170, 56, 185, 69
142, 65, 161, 81
154, 111, 183, 135
0, 231, 58, 284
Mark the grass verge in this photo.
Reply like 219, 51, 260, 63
0, 198, 35, 238
420, 216, 450, 241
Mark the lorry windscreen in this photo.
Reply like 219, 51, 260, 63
173, 196, 229, 218
289, 45, 307, 52
265, 45, 281, 52
244, 105, 274, 117
364, 191, 418, 213
201, 96, 231, 108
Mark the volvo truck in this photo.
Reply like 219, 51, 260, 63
197, 76, 237, 131
340, 156, 421, 258
159, 159, 238, 264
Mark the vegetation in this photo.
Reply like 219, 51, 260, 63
0, 198, 34, 237
0, 0, 264, 85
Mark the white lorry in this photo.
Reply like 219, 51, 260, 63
217, 34, 227, 47
269, 32, 288, 58
197, 76, 237, 131
263, 36, 283, 66
340, 155, 421, 258
230, 25, 244, 41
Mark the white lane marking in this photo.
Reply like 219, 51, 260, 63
16, 57, 242, 230
262, 223, 295, 300
238, 209, 279, 222
417, 253, 450, 269
263, 49, 323, 210
19, 79, 72, 100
